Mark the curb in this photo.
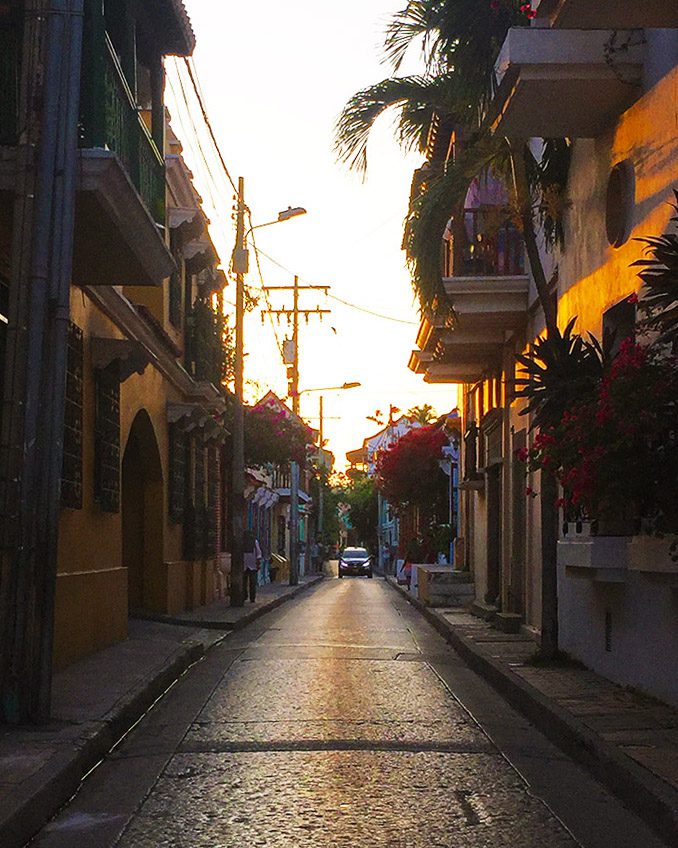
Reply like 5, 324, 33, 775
0, 642, 204, 848
133, 575, 324, 630
2, 576, 323, 848
386, 578, 678, 846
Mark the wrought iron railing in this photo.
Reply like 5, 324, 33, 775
186, 296, 226, 387
444, 208, 525, 278
80, 35, 165, 224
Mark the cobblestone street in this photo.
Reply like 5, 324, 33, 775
27, 580, 666, 848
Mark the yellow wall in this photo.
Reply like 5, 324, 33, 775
54, 287, 215, 668
558, 66, 678, 335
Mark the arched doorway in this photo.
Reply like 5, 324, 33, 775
122, 410, 164, 612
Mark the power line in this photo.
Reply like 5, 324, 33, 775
170, 60, 418, 329
249, 242, 418, 326
326, 293, 418, 325
182, 56, 238, 195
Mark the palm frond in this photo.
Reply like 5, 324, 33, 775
633, 191, 678, 348
334, 74, 467, 176
515, 319, 604, 429
383, 1, 441, 73
404, 133, 508, 313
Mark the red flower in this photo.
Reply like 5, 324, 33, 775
516, 447, 529, 462
627, 292, 639, 304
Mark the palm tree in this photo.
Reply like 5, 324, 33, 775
334, 0, 567, 332
407, 403, 437, 424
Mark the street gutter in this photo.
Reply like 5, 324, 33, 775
386, 576, 678, 846
0, 575, 323, 848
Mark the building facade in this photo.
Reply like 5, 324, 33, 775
0, 0, 229, 708
409, 3, 678, 703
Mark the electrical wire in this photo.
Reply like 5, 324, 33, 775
182, 56, 238, 195
248, 242, 419, 326
247, 213, 286, 360
169, 60, 418, 328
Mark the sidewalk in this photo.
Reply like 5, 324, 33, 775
387, 577, 678, 846
0, 575, 322, 848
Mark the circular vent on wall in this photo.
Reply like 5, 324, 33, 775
606, 160, 635, 248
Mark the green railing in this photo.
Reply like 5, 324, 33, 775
81, 35, 165, 224
0, 17, 20, 146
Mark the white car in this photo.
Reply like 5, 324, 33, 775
338, 547, 373, 578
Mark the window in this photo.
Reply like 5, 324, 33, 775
94, 366, 120, 513
62, 323, 84, 509
606, 160, 635, 248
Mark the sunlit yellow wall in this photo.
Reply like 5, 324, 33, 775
54, 288, 210, 669
511, 61, 678, 638
558, 65, 678, 335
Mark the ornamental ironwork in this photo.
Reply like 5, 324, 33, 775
94, 365, 120, 512
61, 323, 84, 509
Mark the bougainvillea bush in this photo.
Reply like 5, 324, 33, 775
244, 405, 312, 467
520, 340, 678, 533
376, 426, 448, 521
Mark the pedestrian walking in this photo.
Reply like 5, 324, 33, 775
311, 539, 320, 573
243, 529, 262, 602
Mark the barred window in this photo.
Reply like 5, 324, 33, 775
168, 422, 186, 523
61, 323, 84, 509
94, 366, 120, 512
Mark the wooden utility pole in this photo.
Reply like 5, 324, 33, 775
230, 176, 246, 607
0, 0, 85, 723
262, 278, 330, 585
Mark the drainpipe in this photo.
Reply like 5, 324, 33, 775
1, 0, 84, 723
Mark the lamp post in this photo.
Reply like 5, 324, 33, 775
231, 180, 305, 606
293, 382, 361, 581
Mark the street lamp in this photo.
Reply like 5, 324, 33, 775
291, 381, 361, 583
230, 178, 306, 607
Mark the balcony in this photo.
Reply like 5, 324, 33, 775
445, 209, 525, 279
73, 35, 173, 287
443, 209, 528, 331
489, 27, 644, 138
536, 0, 678, 29
408, 209, 528, 385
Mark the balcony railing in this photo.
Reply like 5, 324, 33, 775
445, 209, 525, 278
0, 15, 20, 146
186, 296, 227, 387
80, 36, 165, 225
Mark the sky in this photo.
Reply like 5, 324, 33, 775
166, 0, 459, 468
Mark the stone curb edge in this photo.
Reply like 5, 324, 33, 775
386, 577, 678, 846
0, 642, 204, 848
1, 575, 324, 848
132, 575, 324, 631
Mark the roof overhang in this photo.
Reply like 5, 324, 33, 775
75, 150, 174, 286
146, 0, 196, 56
536, 0, 678, 29
443, 275, 529, 331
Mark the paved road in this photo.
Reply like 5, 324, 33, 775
28, 580, 666, 847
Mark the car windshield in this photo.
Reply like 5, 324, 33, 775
342, 549, 368, 560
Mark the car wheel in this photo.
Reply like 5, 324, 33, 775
367, 571, 373, 578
